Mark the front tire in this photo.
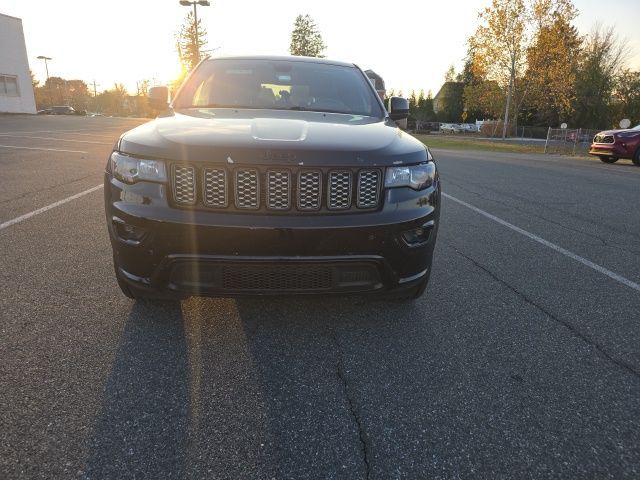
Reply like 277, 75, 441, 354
633, 148, 640, 166
599, 155, 618, 164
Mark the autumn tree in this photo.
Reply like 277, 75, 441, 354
177, 11, 209, 73
613, 70, 640, 125
460, 47, 504, 121
289, 14, 326, 57
573, 25, 630, 128
469, 0, 529, 138
523, 0, 581, 126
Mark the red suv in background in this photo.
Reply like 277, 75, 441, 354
589, 124, 640, 165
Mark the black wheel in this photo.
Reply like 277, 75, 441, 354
633, 148, 640, 166
599, 155, 618, 164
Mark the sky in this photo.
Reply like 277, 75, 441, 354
1, 0, 639, 96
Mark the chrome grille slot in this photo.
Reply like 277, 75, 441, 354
356, 170, 380, 208
328, 171, 352, 210
172, 165, 196, 205
298, 171, 322, 210
267, 170, 291, 210
203, 168, 227, 207
235, 169, 259, 209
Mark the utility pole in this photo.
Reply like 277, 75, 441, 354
37, 56, 53, 107
92, 80, 100, 113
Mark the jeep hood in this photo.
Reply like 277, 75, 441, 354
118, 109, 429, 167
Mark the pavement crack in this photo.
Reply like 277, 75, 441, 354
328, 328, 371, 479
450, 244, 640, 380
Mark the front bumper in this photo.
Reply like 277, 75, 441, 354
588, 143, 631, 159
105, 174, 440, 297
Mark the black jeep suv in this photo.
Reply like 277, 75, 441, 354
104, 56, 440, 300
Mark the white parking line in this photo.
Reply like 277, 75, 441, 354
0, 184, 103, 231
0, 145, 89, 153
0, 145, 88, 153
0, 135, 111, 145
443, 192, 640, 293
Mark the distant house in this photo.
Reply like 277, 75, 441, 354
0, 13, 36, 113
433, 81, 465, 123
433, 82, 463, 114
364, 69, 386, 102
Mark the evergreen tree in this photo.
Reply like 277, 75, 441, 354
289, 14, 326, 57
177, 11, 209, 73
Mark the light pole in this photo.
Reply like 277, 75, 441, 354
179, 0, 210, 64
37, 55, 53, 108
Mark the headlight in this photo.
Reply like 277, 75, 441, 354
385, 161, 436, 190
110, 152, 167, 184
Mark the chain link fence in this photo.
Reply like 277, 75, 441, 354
544, 128, 599, 155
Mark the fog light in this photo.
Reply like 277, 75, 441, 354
401, 221, 434, 246
113, 217, 146, 243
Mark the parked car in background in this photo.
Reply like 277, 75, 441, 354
37, 108, 51, 115
589, 125, 640, 165
51, 105, 76, 115
440, 123, 463, 134
460, 123, 477, 133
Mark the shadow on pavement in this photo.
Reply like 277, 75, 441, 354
81, 300, 189, 480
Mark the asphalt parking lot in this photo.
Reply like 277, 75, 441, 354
1, 114, 639, 479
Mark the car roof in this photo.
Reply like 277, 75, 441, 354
203, 55, 356, 68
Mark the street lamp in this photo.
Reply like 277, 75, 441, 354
37, 55, 53, 108
179, 0, 210, 63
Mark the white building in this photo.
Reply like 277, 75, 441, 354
0, 13, 36, 114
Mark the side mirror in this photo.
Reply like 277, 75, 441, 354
148, 86, 169, 111
388, 96, 409, 121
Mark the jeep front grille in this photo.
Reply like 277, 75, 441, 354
170, 165, 382, 213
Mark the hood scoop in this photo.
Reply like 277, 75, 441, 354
251, 118, 308, 142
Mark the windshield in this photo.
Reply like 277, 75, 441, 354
173, 58, 384, 117
633, 125, 640, 130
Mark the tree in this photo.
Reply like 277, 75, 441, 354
444, 65, 457, 82
573, 25, 630, 128
469, 0, 529, 138
409, 89, 436, 130
613, 70, 640, 125
96, 83, 129, 116
289, 14, 326, 57
177, 11, 208, 73
523, 0, 581, 126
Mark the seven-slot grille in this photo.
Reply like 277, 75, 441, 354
171, 165, 382, 212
